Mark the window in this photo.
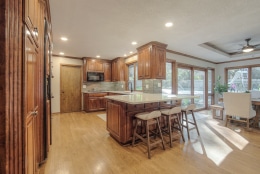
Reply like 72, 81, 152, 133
252, 67, 260, 91
227, 68, 248, 92
128, 63, 142, 91
177, 65, 211, 109
194, 70, 205, 109
226, 65, 260, 92
162, 62, 172, 94
178, 68, 191, 107
208, 69, 214, 106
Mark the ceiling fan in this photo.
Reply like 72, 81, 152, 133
241, 38, 260, 53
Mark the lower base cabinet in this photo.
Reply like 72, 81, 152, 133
84, 93, 107, 112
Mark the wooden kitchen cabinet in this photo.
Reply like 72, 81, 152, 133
84, 93, 107, 112
111, 57, 125, 81
86, 58, 103, 72
25, 0, 39, 44
103, 62, 111, 82
83, 58, 112, 81
137, 41, 167, 79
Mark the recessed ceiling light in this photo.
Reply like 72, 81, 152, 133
96, 55, 100, 58
132, 41, 137, 45
60, 37, 68, 41
59, 52, 64, 55
129, 51, 133, 54
165, 22, 173, 27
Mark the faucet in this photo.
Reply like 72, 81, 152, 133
128, 81, 133, 93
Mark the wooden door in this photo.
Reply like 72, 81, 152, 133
25, 27, 39, 174
60, 65, 82, 113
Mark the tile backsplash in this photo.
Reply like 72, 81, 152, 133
142, 79, 162, 93
82, 81, 125, 92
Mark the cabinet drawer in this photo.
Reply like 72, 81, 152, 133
126, 104, 144, 111
144, 102, 159, 109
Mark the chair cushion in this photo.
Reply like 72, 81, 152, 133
135, 110, 161, 120
161, 106, 181, 115
181, 104, 196, 111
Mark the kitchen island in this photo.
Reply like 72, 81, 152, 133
105, 93, 197, 144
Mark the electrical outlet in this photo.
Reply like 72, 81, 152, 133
158, 83, 161, 87
121, 85, 124, 88
83, 85, 86, 89
146, 84, 149, 89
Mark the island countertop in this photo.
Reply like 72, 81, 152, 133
105, 93, 198, 104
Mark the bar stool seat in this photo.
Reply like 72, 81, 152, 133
132, 110, 165, 159
160, 106, 185, 148
181, 104, 200, 140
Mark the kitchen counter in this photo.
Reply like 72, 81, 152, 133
106, 93, 198, 144
105, 93, 197, 104
83, 90, 142, 95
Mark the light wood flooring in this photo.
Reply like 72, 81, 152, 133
39, 110, 260, 174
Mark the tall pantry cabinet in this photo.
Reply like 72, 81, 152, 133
0, 0, 52, 174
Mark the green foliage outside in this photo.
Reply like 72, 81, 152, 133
214, 75, 228, 96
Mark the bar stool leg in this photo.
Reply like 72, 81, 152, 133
183, 111, 190, 139
132, 119, 138, 146
176, 114, 185, 142
156, 118, 165, 150
146, 120, 151, 159
168, 115, 173, 148
191, 111, 200, 136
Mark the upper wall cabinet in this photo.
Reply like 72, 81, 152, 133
111, 57, 125, 82
137, 41, 167, 79
103, 62, 111, 82
83, 58, 112, 82
86, 58, 103, 72
25, 0, 39, 44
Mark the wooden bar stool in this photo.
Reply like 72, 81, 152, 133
132, 110, 165, 159
161, 106, 185, 148
181, 104, 200, 140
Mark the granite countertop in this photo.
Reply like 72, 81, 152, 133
83, 91, 143, 95
105, 93, 198, 104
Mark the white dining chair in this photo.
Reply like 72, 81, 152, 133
223, 92, 256, 128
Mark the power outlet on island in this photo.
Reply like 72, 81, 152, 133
146, 84, 149, 89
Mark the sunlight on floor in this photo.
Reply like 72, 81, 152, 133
206, 119, 249, 150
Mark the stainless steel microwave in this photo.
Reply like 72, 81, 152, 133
87, 72, 104, 82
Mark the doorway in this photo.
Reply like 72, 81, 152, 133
60, 65, 82, 113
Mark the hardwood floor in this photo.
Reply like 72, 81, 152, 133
39, 110, 260, 174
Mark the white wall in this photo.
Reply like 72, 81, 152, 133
51, 56, 83, 113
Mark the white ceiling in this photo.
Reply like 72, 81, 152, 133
49, 0, 260, 63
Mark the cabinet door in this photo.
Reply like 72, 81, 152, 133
99, 97, 107, 109
154, 47, 166, 79
88, 98, 101, 110
25, 27, 38, 174
107, 101, 120, 140
103, 62, 111, 82
25, 0, 38, 43
87, 59, 103, 72
86, 59, 96, 71
112, 60, 118, 81
138, 48, 151, 79
95, 61, 103, 72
